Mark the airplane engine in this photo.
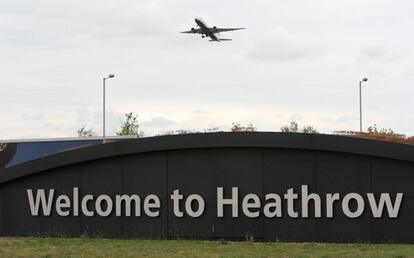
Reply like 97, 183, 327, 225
191, 27, 195, 31
213, 26, 217, 31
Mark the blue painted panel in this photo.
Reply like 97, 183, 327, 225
6, 140, 103, 168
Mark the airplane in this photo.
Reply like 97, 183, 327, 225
181, 18, 245, 42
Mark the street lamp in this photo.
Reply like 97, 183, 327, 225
359, 77, 368, 133
103, 74, 115, 143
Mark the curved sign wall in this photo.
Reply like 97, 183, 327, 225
0, 133, 413, 243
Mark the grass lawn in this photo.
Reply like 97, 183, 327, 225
0, 238, 413, 258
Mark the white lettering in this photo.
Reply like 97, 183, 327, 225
185, 194, 205, 217
73, 187, 79, 216
284, 188, 298, 218
242, 194, 260, 218
25, 187, 405, 220
95, 195, 113, 217
56, 195, 71, 216
27, 189, 55, 216
263, 193, 282, 218
342, 193, 365, 218
115, 195, 141, 217
326, 193, 340, 218
171, 189, 184, 217
144, 194, 160, 217
81, 195, 94, 217
217, 187, 238, 217
367, 193, 403, 218
302, 185, 321, 218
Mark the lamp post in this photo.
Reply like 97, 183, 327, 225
359, 77, 368, 133
103, 74, 115, 143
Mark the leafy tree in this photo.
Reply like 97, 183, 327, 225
158, 127, 222, 136
158, 129, 198, 136
231, 122, 256, 132
0, 143, 6, 152
335, 124, 413, 145
281, 121, 318, 134
204, 127, 221, 133
116, 112, 144, 137
77, 126, 97, 138
367, 124, 396, 135
302, 125, 318, 134
281, 121, 298, 133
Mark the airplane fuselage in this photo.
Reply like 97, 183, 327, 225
181, 18, 244, 42
194, 18, 219, 41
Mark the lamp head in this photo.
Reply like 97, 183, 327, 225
362, 77, 368, 82
108, 74, 115, 78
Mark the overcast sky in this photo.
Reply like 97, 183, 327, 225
1, 0, 413, 140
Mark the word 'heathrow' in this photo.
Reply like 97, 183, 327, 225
27, 185, 403, 219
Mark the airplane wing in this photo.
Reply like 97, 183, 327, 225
209, 39, 232, 42
211, 28, 246, 33
180, 28, 203, 34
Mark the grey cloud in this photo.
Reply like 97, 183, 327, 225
403, 66, 414, 77
1, 0, 414, 139
142, 116, 176, 128
320, 116, 357, 123
74, 107, 93, 124
288, 114, 303, 122
191, 108, 210, 115
0, 1, 35, 15
246, 28, 325, 62
359, 46, 406, 62
0, 0, 173, 48
37, 0, 173, 39
21, 113, 46, 121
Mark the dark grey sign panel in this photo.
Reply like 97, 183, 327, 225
0, 133, 413, 243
